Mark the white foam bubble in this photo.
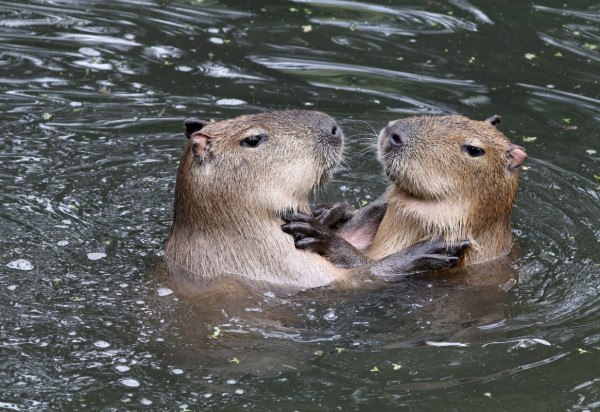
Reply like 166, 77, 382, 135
87, 252, 106, 261
7, 259, 33, 271
216, 98, 246, 106
120, 378, 140, 388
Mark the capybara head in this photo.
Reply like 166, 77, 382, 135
378, 115, 526, 210
176, 110, 344, 219
375, 115, 527, 264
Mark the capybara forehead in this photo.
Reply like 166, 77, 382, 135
199, 110, 334, 141
401, 115, 511, 148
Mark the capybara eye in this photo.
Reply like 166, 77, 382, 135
241, 134, 269, 148
462, 144, 485, 157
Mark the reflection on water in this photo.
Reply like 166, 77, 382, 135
1, 0, 599, 409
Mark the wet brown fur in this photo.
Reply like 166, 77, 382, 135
165, 110, 348, 291
368, 115, 522, 266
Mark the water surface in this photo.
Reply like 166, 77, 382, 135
1, 0, 599, 410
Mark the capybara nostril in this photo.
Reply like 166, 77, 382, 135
390, 133, 403, 147
327, 121, 343, 143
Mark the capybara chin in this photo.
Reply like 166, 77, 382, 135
367, 115, 527, 266
165, 110, 346, 291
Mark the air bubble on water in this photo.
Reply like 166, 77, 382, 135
323, 309, 337, 321
7, 259, 33, 271
140, 398, 152, 405
172, 369, 183, 375
203, 393, 212, 399
226, 379, 237, 385
235, 389, 245, 395
115, 365, 131, 373
94, 340, 110, 348
176, 65, 193, 72
207, 28, 219, 34
69, 101, 82, 107
120, 378, 140, 388
57, 240, 69, 246
87, 252, 106, 261
157, 287, 173, 297
209, 37, 224, 45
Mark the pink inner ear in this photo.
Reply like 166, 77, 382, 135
191, 134, 210, 158
506, 144, 527, 169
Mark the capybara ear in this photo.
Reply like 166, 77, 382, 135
190, 133, 211, 160
486, 115, 502, 126
184, 117, 208, 139
506, 144, 527, 170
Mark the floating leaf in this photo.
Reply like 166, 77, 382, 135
392, 364, 402, 370
289, 7, 298, 12
578, 348, 590, 354
302, 25, 312, 33
370, 366, 380, 373
314, 350, 324, 357
335, 347, 346, 354
228, 357, 240, 364
484, 392, 492, 398
554, 52, 563, 57
522, 136, 538, 143
209, 326, 221, 339
72, 296, 84, 302
349, 23, 356, 31
42, 112, 52, 121
562, 118, 571, 124
583, 43, 598, 51
593, 175, 600, 182
524, 53, 536, 60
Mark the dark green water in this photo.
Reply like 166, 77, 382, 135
1, 0, 599, 410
